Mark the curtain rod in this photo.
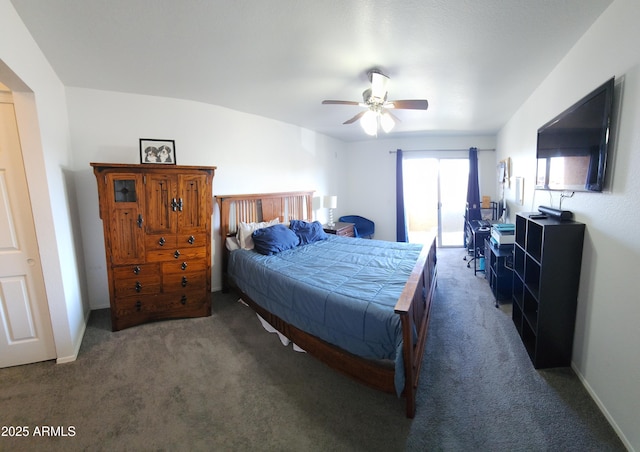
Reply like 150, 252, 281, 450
389, 148, 495, 154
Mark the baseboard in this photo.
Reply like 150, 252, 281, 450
55, 308, 90, 364
571, 362, 633, 451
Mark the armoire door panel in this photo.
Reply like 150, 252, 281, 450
108, 207, 145, 264
145, 173, 176, 234
105, 173, 145, 265
178, 174, 210, 232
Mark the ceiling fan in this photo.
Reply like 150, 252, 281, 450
322, 69, 428, 136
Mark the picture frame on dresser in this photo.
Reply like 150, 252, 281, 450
139, 138, 176, 164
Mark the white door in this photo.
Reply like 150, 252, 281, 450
0, 94, 56, 368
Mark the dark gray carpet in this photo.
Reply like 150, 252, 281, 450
0, 248, 625, 451
407, 248, 625, 451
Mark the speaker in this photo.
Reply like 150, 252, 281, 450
538, 205, 573, 220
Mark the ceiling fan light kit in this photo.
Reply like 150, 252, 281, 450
360, 110, 379, 135
322, 69, 429, 137
380, 111, 395, 133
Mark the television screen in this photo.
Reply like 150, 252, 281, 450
536, 77, 614, 192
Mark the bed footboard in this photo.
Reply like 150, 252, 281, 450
395, 236, 437, 418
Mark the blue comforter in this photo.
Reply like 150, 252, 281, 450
228, 235, 423, 393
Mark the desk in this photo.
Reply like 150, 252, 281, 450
481, 201, 499, 221
484, 240, 514, 307
465, 221, 491, 275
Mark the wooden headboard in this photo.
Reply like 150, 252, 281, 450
215, 190, 314, 239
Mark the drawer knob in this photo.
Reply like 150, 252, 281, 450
181, 262, 188, 270
135, 300, 142, 311
181, 276, 188, 287
158, 237, 166, 246
181, 295, 187, 305
135, 281, 142, 292
133, 266, 141, 275
188, 235, 195, 244
174, 250, 181, 259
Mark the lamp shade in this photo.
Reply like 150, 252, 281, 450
323, 195, 337, 209
380, 111, 395, 133
360, 110, 378, 136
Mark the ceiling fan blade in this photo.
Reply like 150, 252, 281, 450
322, 100, 361, 106
386, 99, 429, 110
343, 111, 366, 124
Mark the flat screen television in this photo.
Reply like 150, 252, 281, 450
535, 77, 614, 192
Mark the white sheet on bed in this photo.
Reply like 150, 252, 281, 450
238, 298, 306, 352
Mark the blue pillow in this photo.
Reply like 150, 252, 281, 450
289, 220, 328, 245
252, 224, 300, 255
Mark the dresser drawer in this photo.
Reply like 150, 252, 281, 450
145, 234, 177, 251
162, 259, 208, 274
114, 273, 161, 298
112, 263, 160, 279
323, 222, 355, 237
146, 246, 207, 262
163, 269, 207, 290
336, 225, 355, 237
177, 232, 207, 247
112, 290, 210, 330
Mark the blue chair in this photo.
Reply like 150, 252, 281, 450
339, 215, 375, 239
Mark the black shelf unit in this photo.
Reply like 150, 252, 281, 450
484, 239, 514, 307
512, 213, 585, 368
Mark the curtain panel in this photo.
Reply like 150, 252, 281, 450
396, 149, 408, 242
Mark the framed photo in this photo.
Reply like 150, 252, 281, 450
139, 139, 176, 164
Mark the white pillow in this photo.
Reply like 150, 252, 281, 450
225, 236, 240, 251
237, 218, 280, 250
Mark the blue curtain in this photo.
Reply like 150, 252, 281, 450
396, 149, 408, 242
464, 147, 482, 247
467, 147, 481, 212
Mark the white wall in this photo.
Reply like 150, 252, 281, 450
342, 135, 497, 241
0, 0, 87, 363
66, 88, 345, 308
496, 0, 640, 449
5, 1, 637, 446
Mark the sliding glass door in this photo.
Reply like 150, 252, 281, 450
403, 157, 468, 247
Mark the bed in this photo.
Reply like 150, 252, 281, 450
216, 191, 437, 418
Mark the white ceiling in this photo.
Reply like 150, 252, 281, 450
10, 0, 613, 142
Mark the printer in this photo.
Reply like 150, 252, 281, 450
490, 223, 515, 247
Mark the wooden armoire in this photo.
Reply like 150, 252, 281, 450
91, 163, 216, 331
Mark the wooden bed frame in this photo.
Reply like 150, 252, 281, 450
216, 190, 437, 418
